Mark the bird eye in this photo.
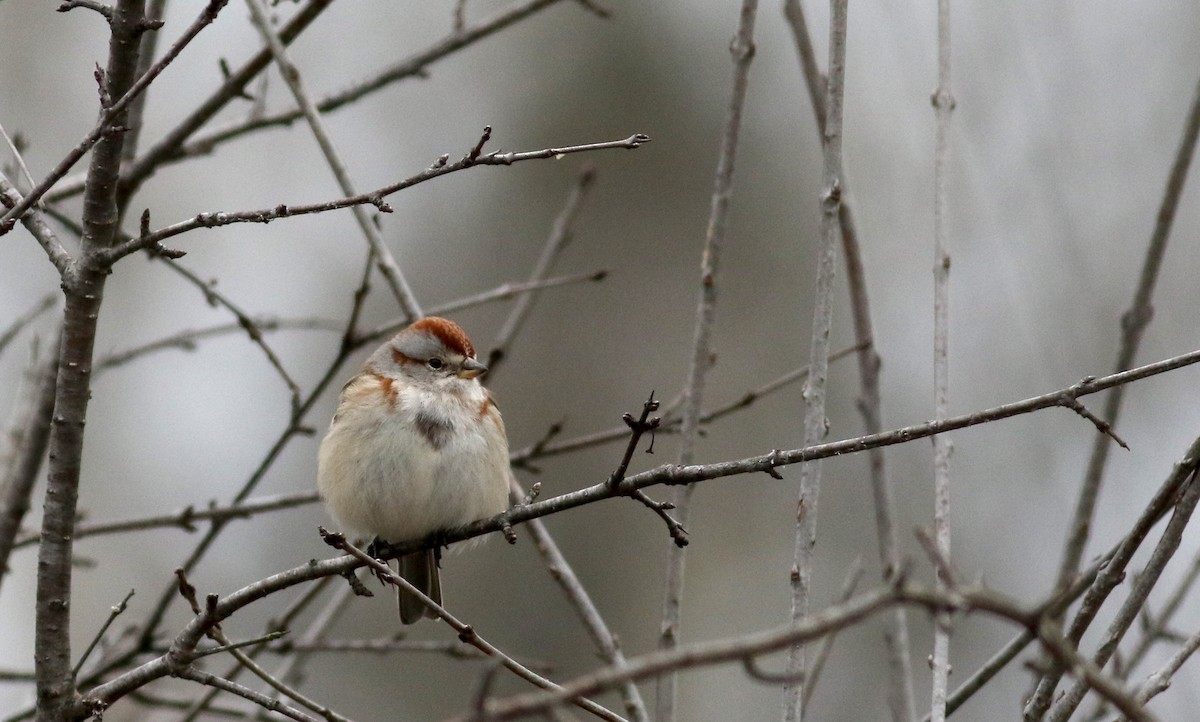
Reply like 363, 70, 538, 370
426, 357, 444, 370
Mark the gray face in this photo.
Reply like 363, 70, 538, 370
368, 328, 476, 387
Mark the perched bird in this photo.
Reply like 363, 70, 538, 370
318, 317, 510, 623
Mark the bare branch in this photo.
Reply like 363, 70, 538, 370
658, 2, 758, 717
785, 0, 848, 716
1024, 434, 1200, 719
455, 581, 1156, 722
1046, 467, 1200, 721
0, 0, 229, 236
0, 175, 73, 276
14, 491, 320, 549
246, 0, 424, 320
781, 4, 915, 716
929, 0, 956, 719
321, 530, 626, 722
0, 294, 56, 361
1054, 69, 1200, 595
173, 666, 318, 722
486, 165, 597, 373
136, 0, 577, 174
103, 133, 650, 261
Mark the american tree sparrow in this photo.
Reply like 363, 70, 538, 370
318, 317, 510, 623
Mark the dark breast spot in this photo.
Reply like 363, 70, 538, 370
414, 411, 453, 449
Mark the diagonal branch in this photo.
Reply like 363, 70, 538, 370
1053, 70, 1200, 592
246, 0, 423, 320
0, 0, 229, 235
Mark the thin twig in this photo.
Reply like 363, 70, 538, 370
929, 0, 955, 720
173, 666, 318, 722
1046, 467, 1200, 721
480, 174, 647, 719
246, 0, 423, 320
72, 589, 135, 679
1024, 435, 1200, 720
322, 530, 627, 722
518, 484, 650, 721
104, 134, 650, 261
42, 0, 336, 208
453, 581, 1156, 722
1130, 623, 1200, 708
0, 339, 59, 595
803, 557, 865, 707
123, 0, 575, 178
782, 5, 914, 716
154, 255, 304, 415
0, 0, 229, 235
1120, 543, 1200, 683
181, 577, 339, 721
486, 165, 597, 373
658, 2, 758, 718
0, 294, 56, 360
13, 491, 320, 549
0, 122, 37, 191
0, 175, 73, 276
511, 345, 863, 467
363, 270, 607, 345
785, 0, 848, 717
1053, 69, 1200, 595
94, 317, 342, 372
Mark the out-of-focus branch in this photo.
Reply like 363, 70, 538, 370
94, 317, 342, 372
657, 2, 758, 718
486, 165, 597, 373
1054, 70, 1200, 595
132, 0, 573, 174
246, 0, 423, 320
108, 0, 335, 204
452, 581, 1156, 722
13, 491, 320, 549
1024, 435, 1200, 719
156, 256, 305, 413
511, 345, 863, 468
482, 168, 647, 720
364, 270, 608, 345
0, 0, 228, 235
0, 294, 55, 361
1045, 467, 1200, 722
785, 0, 848, 717
324, 532, 625, 722
0, 339, 59, 595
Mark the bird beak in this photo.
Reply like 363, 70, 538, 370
458, 357, 487, 379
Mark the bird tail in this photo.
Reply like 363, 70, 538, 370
398, 549, 441, 624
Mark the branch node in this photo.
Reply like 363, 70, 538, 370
57, 0, 113, 23
467, 125, 493, 163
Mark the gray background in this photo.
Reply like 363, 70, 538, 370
2, 1, 1200, 719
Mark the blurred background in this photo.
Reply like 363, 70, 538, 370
3, 0, 1200, 719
